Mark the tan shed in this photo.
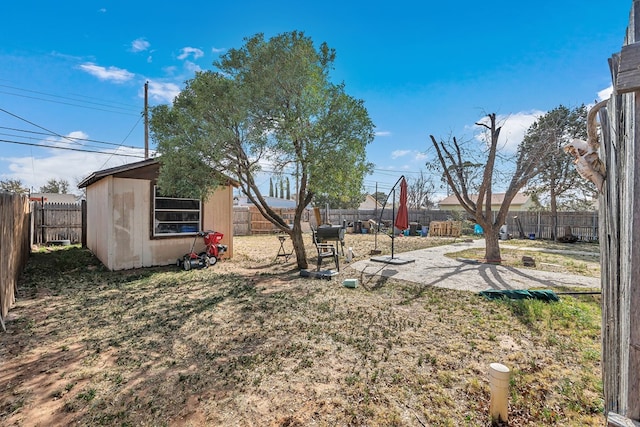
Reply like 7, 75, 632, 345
78, 158, 237, 271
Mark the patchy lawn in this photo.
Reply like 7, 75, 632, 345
446, 239, 601, 278
0, 235, 603, 426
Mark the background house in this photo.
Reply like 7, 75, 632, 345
79, 158, 236, 271
437, 192, 533, 212
234, 195, 297, 209
29, 193, 78, 203
359, 194, 383, 210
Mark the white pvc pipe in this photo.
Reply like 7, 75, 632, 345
489, 362, 510, 423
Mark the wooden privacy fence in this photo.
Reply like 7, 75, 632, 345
600, 2, 640, 423
322, 208, 599, 240
503, 211, 599, 241
31, 201, 83, 245
233, 206, 310, 235
320, 208, 455, 229
0, 192, 30, 331
234, 205, 599, 240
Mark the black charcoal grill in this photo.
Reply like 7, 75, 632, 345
316, 225, 345, 255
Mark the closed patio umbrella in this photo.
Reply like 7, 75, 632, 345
394, 177, 409, 232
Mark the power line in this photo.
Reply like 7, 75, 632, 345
0, 132, 140, 153
0, 126, 141, 150
0, 139, 145, 158
97, 114, 145, 169
1, 107, 86, 147
0, 84, 140, 114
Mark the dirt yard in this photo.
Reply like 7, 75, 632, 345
0, 233, 604, 426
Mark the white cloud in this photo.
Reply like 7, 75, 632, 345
162, 66, 178, 76
598, 85, 613, 101
391, 150, 411, 159
212, 47, 226, 54
375, 131, 391, 137
131, 38, 150, 53
79, 62, 134, 83
474, 111, 544, 153
98, 8, 106, 13
177, 47, 204, 60
47, 131, 90, 148
183, 61, 202, 74
146, 80, 181, 103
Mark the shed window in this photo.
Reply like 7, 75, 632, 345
153, 187, 201, 236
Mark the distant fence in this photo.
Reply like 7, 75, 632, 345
234, 206, 310, 235
0, 192, 30, 331
323, 208, 598, 240
31, 201, 83, 245
234, 206, 599, 240
504, 211, 599, 241
318, 208, 453, 229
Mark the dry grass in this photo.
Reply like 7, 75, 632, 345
446, 239, 601, 278
0, 234, 603, 426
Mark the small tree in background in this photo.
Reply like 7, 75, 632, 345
522, 104, 594, 240
286, 177, 291, 200
39, 178, 70, 194
407, 171, 436, 209
0, 178, 29, 194
371, 191, 387, 206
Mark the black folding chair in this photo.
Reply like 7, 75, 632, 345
311, 227, 339, 271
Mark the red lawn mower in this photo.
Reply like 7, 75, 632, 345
177, 230, 227, 271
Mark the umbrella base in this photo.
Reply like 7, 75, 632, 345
370, 256, 415, 265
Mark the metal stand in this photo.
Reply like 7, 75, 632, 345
371, 175, 414, 265
275, 235, 292, 262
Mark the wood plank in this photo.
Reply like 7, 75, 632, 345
608, 412, 640, 427
615, 44, 640, 94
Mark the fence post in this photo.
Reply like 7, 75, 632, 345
81, 200, 87, 248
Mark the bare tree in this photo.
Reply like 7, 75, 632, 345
429, 113, 547, 262
406, 171, 435, 209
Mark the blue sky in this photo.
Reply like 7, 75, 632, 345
0, 1, 630, 199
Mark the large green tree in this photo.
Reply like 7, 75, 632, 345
151, 31, 374, 269
313, 192, 365, 209
521, 105, 593, 240
430, 113, 549, 262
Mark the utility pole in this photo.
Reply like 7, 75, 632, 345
144, 81, 149, 159
374, 182, 378, 217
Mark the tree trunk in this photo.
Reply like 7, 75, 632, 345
290, 215, 308, 270
550, 182, 558, 242
484, 225, 502, 263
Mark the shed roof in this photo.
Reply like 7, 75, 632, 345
78, 158, 239, 189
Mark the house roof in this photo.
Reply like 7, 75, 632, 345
78, 158, 239, 189
438, 192, 530, 207
234, 196, 299, 209
359, 194, 383, 210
